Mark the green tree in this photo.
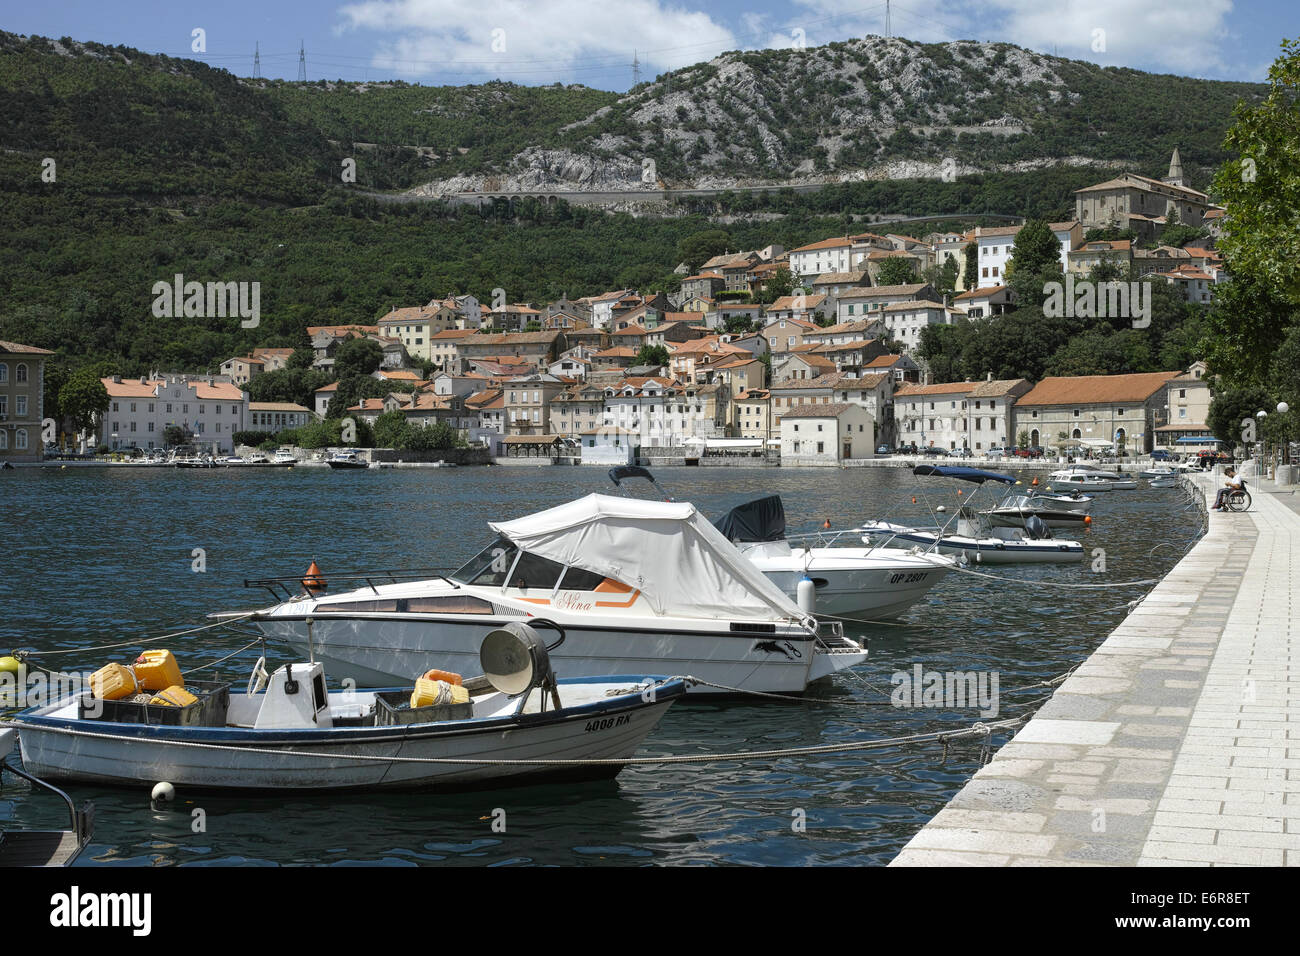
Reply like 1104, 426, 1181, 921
333, 337, 384, 379
677, 230, 732, 274
58, 368, 110, 436
875, 256, 918, 286
633, 344, 671, 367
1203, 37, 1300, 388
163, 424, 189, 447
287, 347, 314, 370
1207, 386, 1272, 446
372, 409, 412, 449
961, 242, 979, 291
1007, 219, 1062, 280
759, 266, 794, 304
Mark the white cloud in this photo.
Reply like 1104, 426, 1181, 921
335, 0, 737, 82
787, 0, 1238, 77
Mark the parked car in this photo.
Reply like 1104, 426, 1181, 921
1151, 449, 1174, 461
950, 447, 973, 459
920, 446, 949, 457
876, 444, 894, 455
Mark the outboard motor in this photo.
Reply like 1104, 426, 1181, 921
1024, 515, 1050, 540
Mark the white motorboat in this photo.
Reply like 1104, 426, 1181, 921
712, 495, 957, 619
220, 494, 866, 694
273, 448, 297, 466
11, 626, 686, 792
1028, 490, 1094, 512
1048, 466, 1138, 491
860, 465, 1085, 564
983, 493, 1092, 529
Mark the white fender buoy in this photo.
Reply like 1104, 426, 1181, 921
797, 576, 817, 613
151, 781, 175, 804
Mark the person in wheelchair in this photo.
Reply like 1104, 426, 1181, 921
1211, 467, 1244, 510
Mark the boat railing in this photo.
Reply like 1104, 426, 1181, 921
243, 567, 463, 601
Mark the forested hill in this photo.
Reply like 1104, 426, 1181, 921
0, 32, 617, 202
0, 31, 1266, 202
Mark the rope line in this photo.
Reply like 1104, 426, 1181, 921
12, 613, 257, 660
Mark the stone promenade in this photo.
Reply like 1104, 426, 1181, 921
891, 473, 1299, 866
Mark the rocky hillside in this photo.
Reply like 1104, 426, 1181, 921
412, 36, 1265, 195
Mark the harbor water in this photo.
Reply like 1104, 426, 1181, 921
0, 465, 1203, 866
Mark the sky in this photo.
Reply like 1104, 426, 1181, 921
3, 0, 1295, 89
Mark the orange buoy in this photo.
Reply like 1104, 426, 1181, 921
1031, 477, 1039, 486
911, 496, 917, 504
1084, 515, 1092, 526
822, 518, 831, 529
302, 560, 327, 594
957, 489, 963, 496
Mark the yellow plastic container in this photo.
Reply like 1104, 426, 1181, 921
90, 663, 139, 701
133, 650, 183, 691
410, 679, 471, 709
148, 685, 198, 708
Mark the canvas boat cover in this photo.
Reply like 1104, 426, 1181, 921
490, 494, 811, 624
713, 496, 787, 543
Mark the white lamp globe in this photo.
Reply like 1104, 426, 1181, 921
1278, 402, 1290, 414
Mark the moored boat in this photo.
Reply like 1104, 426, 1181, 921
219, 494, 866, 694
10, 627, 686, 792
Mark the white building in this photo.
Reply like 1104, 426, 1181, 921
780, 403, 873, 465
878, 300, 964, 352
894, 379, 1030, 453
600, 377, 726, 448
100, 376, 247, 454
974, 221, 1081, 289
788, 238, 854, 281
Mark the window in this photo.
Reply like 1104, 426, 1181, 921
14, 429, 26, 449
0, 430, 5, 449
1117, 408, 1125, 416
1073, 409, 1079, 417
130, 402, 137, 413
16, 364, 27, 384
0, 364, 6, 384
817, 442, 824, 453
112, 402, 119, 412
166, 404, 172, 413
148, 422, 155, 432
149, 403, 155, 413
16, 396, 26, 417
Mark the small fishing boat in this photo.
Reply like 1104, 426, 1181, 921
10, 626, 686, 792
0, 727, 93, 866
327, 450, 370, 470
1028, 490, 1094, 512
860, 466, 1086, 564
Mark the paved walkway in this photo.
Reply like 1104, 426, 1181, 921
891, 473, 1299, 866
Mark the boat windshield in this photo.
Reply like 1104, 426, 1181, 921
454, 536, 519, 585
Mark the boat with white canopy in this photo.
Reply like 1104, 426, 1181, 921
219, 494, 866, 694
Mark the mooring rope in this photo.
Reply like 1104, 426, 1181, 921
11, 612, 258, 660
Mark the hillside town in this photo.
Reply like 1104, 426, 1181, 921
0, 152, 1225, 467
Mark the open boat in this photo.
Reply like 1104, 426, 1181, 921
10, 625, 686, 792
860, 466, 1085, 564
219, 494, 866, 694
983, 493, 1092, 529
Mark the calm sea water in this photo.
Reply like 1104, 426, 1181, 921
0, 464, 1203, 866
